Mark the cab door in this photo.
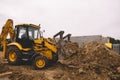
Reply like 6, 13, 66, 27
15, 26, 33, 48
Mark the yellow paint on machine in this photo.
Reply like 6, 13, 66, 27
44, 41, 57, 53
7, 42, 31, 51
45, 50, 53, 60
105, 42, 112, 49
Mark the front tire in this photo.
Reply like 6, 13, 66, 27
33, 56, 48, 70
7, 46, 21, 65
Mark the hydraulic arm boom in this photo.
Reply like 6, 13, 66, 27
0, 19, 15, 58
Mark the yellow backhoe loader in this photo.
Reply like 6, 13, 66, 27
0, 19, 58, 69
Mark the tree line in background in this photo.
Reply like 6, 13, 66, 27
109, 37, 120, 44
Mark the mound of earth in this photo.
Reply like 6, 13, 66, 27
60, 41, 120, 80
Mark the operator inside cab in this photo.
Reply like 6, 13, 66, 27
21, 31, 27, 39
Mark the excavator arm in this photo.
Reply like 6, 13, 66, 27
0, 19, 15, 58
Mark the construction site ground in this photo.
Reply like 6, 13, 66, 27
0, 41, 120, 80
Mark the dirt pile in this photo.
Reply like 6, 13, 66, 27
60, 41, 120, 80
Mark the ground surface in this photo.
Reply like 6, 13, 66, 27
0, 41, 120, 80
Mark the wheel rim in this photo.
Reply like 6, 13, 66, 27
9, 52, 17, 62
36, 59, 45, 68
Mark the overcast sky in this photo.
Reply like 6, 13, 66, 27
0, 0, 120, 39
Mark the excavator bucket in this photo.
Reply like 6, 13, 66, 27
53, 31, 71, 60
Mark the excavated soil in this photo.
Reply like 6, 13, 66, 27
0, 41, 120, 80
60, 41, 120, 80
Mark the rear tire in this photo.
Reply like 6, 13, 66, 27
33, 56, 48, 70
7, 46, 22, 65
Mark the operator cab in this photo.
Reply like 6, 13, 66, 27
15, 24, 40, 48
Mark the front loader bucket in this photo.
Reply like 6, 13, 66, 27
53, 31, 71, 60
